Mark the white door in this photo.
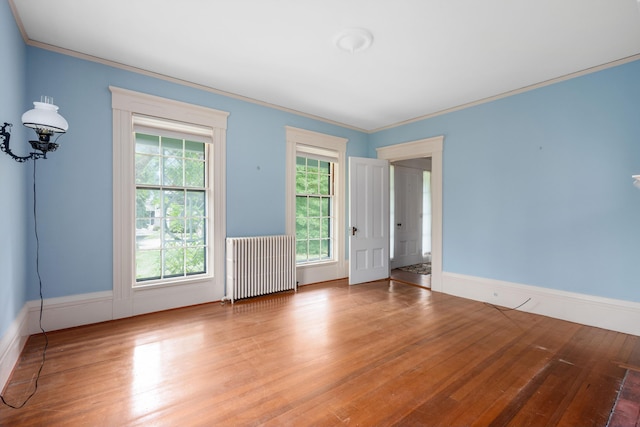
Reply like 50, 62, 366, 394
391, 165, 424, 269
349, 157, 390, 285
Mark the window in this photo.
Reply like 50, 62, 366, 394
134, 128, 209, 282
285, 127, 347, 284
295, 156, 334, 263
112, 87, 228, 317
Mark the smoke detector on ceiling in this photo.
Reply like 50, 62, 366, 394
334, 28, 373, 54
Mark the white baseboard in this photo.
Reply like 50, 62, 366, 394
4, 273, 638, 390
442, 272, 640, 336
27, 291, 113, 335
0, 305, 29, 391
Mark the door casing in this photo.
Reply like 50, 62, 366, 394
376, 136, 443, 292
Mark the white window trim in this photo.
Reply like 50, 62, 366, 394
111, 86, 228, 318
285, 126, 348, 285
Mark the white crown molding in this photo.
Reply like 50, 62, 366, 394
11, 0, 638, 135
442, 272, 640, 337
371, 54, 640, 133
20, 39, 367, 133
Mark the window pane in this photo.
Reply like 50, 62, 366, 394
135, 133, 159, 154
321, 218, 330, 237
296, 240, 308, 262
165, 219, 185, 245
185, 140, 205, 160
164, 190, 184, 216
308, 240, 321, 260
186, 247, 205, 275
184, 159, 204, 187
321, 239, 330, 259
308, 218, 321, 239
308, 197, 321, 217
136, 249, 161, 281
296, 217, 308, 240
307, 158, 319, 173
321, 197, 330, 216
296, 196, 307, 216
164, 248, 185, 277
136, 189, 160, 230
319, 172, 330, 195
162, 137, 183, 156
163, 156, 183, 186
306, 171, 319, 193
135, 154, 160, 185
185, 218, 205, 244
186, 191, 205, 217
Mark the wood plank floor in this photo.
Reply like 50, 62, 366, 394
1, 279, 638, 426
390, 268, 431, 288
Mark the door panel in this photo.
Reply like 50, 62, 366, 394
391, 165, 424, 269
349, 157, 389, 284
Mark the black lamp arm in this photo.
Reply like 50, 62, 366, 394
1, 122, 48, 162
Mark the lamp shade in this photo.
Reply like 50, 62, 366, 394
22, 99, 69, 133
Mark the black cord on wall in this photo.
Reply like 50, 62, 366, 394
1, 159, 49, 409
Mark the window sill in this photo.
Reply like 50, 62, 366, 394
296, 260, 338, 269
133, 274, 214, 291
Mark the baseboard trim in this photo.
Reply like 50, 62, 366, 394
442, 272, 640, 336
27, 291, 114, 335
0, 305, 29, 391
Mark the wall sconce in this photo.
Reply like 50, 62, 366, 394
633, 175, 640, 189
0, 96, 68, 162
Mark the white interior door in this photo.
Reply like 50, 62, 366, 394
391, 165, 423, 269
349, 157, 390, 285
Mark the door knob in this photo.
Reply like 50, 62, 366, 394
351, 226, 358, 236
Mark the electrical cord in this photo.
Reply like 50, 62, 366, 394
1, 159, 49, 409
484, 297, 532, 330
484, 297, 532, 312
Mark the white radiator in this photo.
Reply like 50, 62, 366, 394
225, 235, 296, 302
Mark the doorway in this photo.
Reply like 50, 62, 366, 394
376, 136, 443, 292
390, 159, 432, 288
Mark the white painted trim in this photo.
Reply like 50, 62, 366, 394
27, 291, 114, 334
10, 8, 639, 134
285, 126, 348, 285
111, 87, 227, 318
443, 272, 640, 337
369, 54, 640, 133
377, 136, 444, 292
0, 305, 29, 391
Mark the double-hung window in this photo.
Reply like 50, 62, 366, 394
133, 118, 211, 283
112, 87, 228, 317
295, 155, 335, 263
286, 127, 347, 284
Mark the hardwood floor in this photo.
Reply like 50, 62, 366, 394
1, 279, 638, 426
390, 268, 431, 288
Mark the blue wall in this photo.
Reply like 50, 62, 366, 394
2, 2, 639, 343
0, 0, 28, 338
23, 47, 369, 300
370, 60, 640, 302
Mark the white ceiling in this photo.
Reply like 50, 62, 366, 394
11, 0, 640, 132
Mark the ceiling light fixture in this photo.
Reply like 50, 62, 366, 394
633, 175, 640, 189
334, 28, 373, 54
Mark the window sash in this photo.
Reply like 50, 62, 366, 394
295, 155, 335, 264
134, 129, 211, 284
